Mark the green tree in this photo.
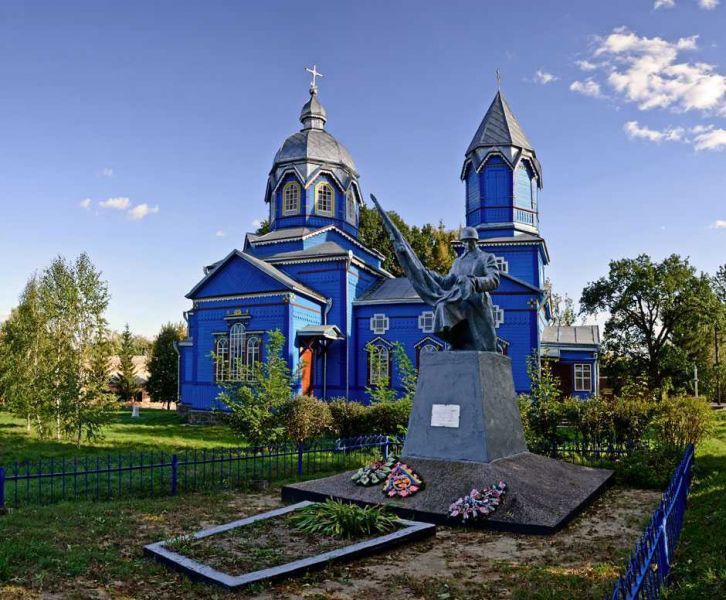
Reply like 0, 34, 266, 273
114, 324, 139, 402
40, 254, 116, 445
147, 322, 186, 409
580, 254, 708, 392
358, 204, 456, 276
545, 278, 576, 326
217, 329, 295, 446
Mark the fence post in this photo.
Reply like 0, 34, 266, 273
171, 454, 178, 496
297, 443, 304, 477
0, 467, 5, 514
383, 436, 390, 460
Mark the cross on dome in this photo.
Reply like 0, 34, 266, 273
305, 64, 324, 93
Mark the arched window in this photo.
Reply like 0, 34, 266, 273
245, 336, 261, 382
415, 337, 443, 368
315, 182, 334, 216
215, 337, 229, 382
229, 323, 245, 381
282, 182, 300, 215
346, 190, 356, 224
368, 344, 390, 386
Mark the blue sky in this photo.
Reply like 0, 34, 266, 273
1, 0, 724, 336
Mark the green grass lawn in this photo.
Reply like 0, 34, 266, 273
0, 408, 243, 465
665, 409, 726, 600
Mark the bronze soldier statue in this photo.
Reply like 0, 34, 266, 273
370, 195, 500, 352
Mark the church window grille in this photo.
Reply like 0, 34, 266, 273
418, 311, 434, 333
346, 190, 356, 224
215, 337, 229, 382
574, 364, 592, 392
229, 323, 245, 381
370, 313, 389, 335
282, 182, 300, 215
368, 344, 390, 386
315, 182, 334, 216
245, 336, 261, 382
492, 305, 504, 328
494, 256, 509, 273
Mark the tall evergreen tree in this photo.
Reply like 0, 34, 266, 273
147, 322, 186, 409
114, 324, 139, 402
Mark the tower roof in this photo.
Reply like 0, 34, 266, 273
466, 91, 534, 155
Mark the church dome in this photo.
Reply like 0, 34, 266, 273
273, 129, 357, 174
271, 88, 357, 175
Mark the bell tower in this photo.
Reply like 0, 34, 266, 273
461, 90, 543, 239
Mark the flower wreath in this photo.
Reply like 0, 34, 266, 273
448, 481, 507, 522
382, 462, 424, 498
351, 455, 398, 487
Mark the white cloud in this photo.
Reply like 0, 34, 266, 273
698, 0, 719, 9
533, 69, 558, 84
99, 197, 130, 210
709, 219, 726, 228
100, 167, 114, 177
576, 60, 598, 71
622, 121, 726, 151
624, 120, 685, 142
654, 0, 718, 9
251, 219, 263, 229
127, 203, 159, 220
570, 79, 602, 97
215, 230, 226, 237
692, 126, 726, 150
79, 198, 92, 209
654, 0, 676, 8
583, 28, 726, 115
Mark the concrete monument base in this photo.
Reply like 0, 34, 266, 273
282, 351, 613, 534
282, 453, 613, 534
403, 351, 527, 462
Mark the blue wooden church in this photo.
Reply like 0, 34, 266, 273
176, 78, 600, 415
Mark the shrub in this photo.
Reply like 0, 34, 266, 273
577, 396, 613, 445
329, 399, 370, 438
611, 395, 653, 446
216, 330, 293, 447
282, 395, 333, 444
614, 445, 684, 489
290, 499, 399, 538
653, 395, 714, 447
367, 398, 412, 435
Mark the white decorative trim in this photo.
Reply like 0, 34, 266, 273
354, 298, 425, 306
418, 311, 434, 333
492, 305, 504, 328
194, 292, 292, 305
370, 313, 390, 335
494, 256, 509, 273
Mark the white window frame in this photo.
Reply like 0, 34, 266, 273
494, 256, 509, 273
492, 305, 504, 328
229, 323, 245, 381
346, 189, 356, 224
370, 313, 389, 335
574, 363, 592, 392
418, 311, 434, 333
215, 337, 229, 382
368, 344, 390, 386
315, 182, 334, 216
282, 181, 300, 215
245, 335, 261, 382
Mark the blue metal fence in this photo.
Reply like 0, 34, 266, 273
605, 444, 695, 600
0, 435, 402, 510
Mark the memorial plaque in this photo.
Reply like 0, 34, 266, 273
430, 404, 460, 428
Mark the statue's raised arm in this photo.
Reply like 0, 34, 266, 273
370, 194, 500, 352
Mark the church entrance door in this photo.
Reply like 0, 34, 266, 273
300, 346, 314, 396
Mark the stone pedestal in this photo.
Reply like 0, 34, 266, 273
403, 351, 527, 463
